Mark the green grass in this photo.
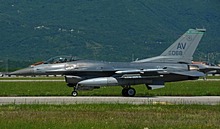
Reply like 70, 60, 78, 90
0, 104, 219, 129
0, 79, 220, 96
0, 78, 219, 128
205, 76, 220, 79
0, 76, 64, 80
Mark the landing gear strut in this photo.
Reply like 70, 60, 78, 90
122, 86, 136, 97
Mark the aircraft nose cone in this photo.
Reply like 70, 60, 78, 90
9, 67, 34, 76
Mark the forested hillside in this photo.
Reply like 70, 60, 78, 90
0, 0, 220, 69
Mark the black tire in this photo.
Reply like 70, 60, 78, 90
71, 91, 78, 97
127, 88, 136, 97
122, 88, 128, 96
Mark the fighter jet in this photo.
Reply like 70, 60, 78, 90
190, 61, 220, 79
10, 28, 206, 97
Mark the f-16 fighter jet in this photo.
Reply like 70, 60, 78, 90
10, 28, 206, 97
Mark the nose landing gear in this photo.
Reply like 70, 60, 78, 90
71, 91, 78, 97
71, 84, 79, 97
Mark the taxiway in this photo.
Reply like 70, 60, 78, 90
0, 96, 220, 105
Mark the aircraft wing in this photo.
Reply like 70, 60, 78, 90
115, 68, 205, 78
172, 71, 205, 77
115, 68, 166, 74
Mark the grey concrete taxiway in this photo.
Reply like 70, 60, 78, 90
0, 96, 220, 105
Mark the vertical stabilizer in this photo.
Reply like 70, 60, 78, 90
135, 28, 206, 63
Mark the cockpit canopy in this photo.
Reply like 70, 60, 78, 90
31, 56, 80, 66
44, 56, 80, 64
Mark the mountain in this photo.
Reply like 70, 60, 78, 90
0, 0, 220, 69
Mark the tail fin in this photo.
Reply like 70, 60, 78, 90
135, 28, 206, 63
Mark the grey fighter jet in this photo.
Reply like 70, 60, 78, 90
190, 61, 220, 78
10, 28, 206, 97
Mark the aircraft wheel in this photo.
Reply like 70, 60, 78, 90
127, 88, 136, 97
122, 88, 128, 96
71, 91, 78, 97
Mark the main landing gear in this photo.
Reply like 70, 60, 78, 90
122, 86, 136, 97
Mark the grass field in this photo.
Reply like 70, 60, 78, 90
0, 77, 220, 96
0, 104, 219, 129
0, 77, 220, 129
0, 76, 64, 80
204, 76, 220, 79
